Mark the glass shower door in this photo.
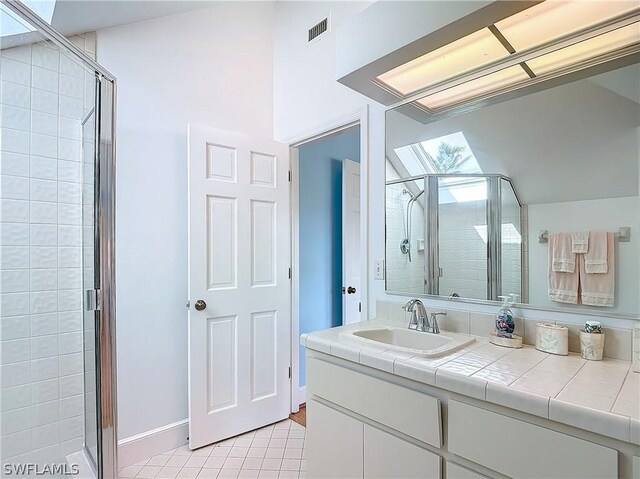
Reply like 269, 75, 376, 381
436, 176, 488, 299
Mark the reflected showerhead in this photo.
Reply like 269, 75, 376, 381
402, 189, 414, 199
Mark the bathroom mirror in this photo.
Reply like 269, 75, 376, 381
385, 60, 640, 317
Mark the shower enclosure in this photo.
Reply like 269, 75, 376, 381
0, 1, 116, 477
385, 174, 523, 301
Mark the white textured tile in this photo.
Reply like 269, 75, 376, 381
0, 384, 31, 412
0, 315, 30, 340
30, 291, 58, 314
31, 133, 57, 158
30, 333, 58, 359
32, 45, 59, 71
59, 373, 82, 398
31, 313, 58, 336
59, 54, 84, 78
1, 105, 30, 131
1, 199, 29, 222
59, 415, 83, 441
59, 395, 83, 419
1, 361, 31, 387
1, 152, 29, 177
59, 95, 82, 119
32, 66, 58, 93
30, 179, 58, 202
30, 227, 56, 249
0, 292, 30, 316
1, 338, 30, 363
30, 156, 57, 180
30, 201, 57, 223
31, 88, 58, 115
30, 247, 58, 269
0, 269, 29, 293
1, 81, 30, 109
2, 245, 29, 268
31, 378, 59, 404
1, 127, 29, 154
1, 45, 31, 63
1, 406, 34, 434
1, 57, 31, 85
58, 203, 81, 225
1, 175, 29, 200
486, 382, 550, 418
31, 357, 58, 382
436, 369, 487, 400
58, 352, 83, 376
31, 399, 59, 426
59, 74, 83, 99
471, 368, 519, 386
549, 398, 630, 442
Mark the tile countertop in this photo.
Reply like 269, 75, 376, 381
301, 320, 640, 446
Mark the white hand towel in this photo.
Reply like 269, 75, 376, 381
548, 235, 579, 304
571, 232, 589, 254
584, 231, 608, 274
550, 233, 575, 273
580, 232, 614, 307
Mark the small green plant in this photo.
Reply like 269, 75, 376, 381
434, 142, 471, 173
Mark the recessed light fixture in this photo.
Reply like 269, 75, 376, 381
375, 1, 640, 112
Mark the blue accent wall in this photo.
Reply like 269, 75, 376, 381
298, 126, 360, 387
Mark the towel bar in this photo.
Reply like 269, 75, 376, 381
538, 227, 630, 244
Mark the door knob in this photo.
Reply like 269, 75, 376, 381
347, 286, 356, 294
194, 300, 207, 311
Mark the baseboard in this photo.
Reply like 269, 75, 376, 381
118, 419, 189, 468
298, 386, 306, 406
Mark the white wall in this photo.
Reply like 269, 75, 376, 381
96, 2, 275, 440
528, 196, 640, 314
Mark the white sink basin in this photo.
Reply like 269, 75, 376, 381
347, 327, 475, 358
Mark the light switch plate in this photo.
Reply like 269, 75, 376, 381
374, 260, 385, 280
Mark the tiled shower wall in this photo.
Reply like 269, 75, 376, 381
0, 33, 96, 466
385, 182, 426, 294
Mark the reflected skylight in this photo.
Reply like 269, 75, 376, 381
1, 1, 56, 38
393, 131, 482, 176
474, 224, 522, 244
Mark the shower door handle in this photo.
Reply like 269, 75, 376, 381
347, 286, 356, 294
194, 299, 207, 311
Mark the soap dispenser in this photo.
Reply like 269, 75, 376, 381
489, 295, 523, 348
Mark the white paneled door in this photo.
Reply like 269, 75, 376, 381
342, 159, 361, 324
187, 125, 291, 449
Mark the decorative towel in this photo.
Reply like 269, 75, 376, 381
548, 234, 579, 304
584, 231, 608, 274
580, 232, 614, 307
550, 233, 576, 273
571, 232, 589, 254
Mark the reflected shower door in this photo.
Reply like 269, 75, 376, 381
437, 177, 488, 299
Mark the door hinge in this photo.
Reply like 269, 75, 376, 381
288, 170, 291, 182
359, 302, 361, 313
85, 289, 101, 311
288, 367, 292, 379
288, 267, 292, 279
185, 300, 190, 309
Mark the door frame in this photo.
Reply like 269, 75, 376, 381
287, 106, 370, 410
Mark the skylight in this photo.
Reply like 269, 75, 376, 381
474, 224, 522, 244
1, 1, 56, 38
393, 131, 482, 176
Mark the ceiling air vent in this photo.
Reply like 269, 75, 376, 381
308, 17, 328, 42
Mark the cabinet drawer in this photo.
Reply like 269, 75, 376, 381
446, 461, 488, 479
306, 399, 364, 479
448, 400, 618, 479
365, 425, 441, 479
308, 357, 442, 448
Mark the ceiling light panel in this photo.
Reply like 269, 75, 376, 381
526, 23, 640, 76
417, 65, 530, 110
376, 28, 510, 96
495, 1, 639, 52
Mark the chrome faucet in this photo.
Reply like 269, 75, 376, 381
428, 312, 447, 334
404, 299, 445, 334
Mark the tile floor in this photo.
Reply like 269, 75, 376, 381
118, 419, 306, 479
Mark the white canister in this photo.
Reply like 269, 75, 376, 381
580, 331, 605, 361
535, 322, 569, 356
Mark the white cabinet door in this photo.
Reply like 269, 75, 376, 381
364, 425, 441, 479
306, 399, 364, 479
187, 124, 291, 448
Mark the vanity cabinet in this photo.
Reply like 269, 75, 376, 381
364, 425, 441, 479
306, 398, 441, 479
448, 400, 618, 479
